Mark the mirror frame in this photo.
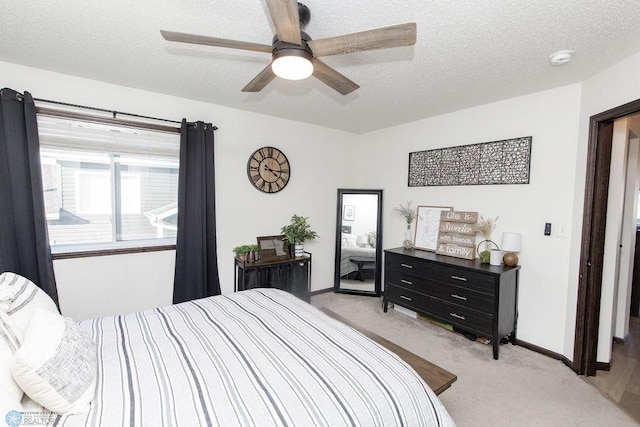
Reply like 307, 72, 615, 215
333, 189, 383, 296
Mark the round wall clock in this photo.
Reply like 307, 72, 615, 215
247, 146, 290, 193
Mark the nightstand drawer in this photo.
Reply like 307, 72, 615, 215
385, 252, 431, 276
429, 298, 492, 334
385, 269, 430, 293
430, 265, 495, 295
430, 282, 494, 314
385, 284, 430, 311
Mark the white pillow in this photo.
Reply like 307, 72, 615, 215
0, 272, 59, 335
344, 235, 358, 248
0, 311, 23, 415
11, 309, 97, 414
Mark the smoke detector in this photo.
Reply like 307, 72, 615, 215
549, 50, 574, 66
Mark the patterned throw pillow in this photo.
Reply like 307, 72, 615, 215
0, 272, 59, 335
0, 311, 23, 415
11, 309, 97, 414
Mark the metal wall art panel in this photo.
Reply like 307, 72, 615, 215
408, 136, 532, 187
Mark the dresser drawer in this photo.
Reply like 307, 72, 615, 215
428, 298, 493, 335
385, 252, 432, 276
385, 269, 430, 293
385, 284, 430, 312
430, 282, 494, 314
430, 265, 495, 295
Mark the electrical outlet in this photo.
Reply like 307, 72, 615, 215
544, 223, 551, 236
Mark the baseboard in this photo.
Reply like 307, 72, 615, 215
613, 333, 630, 344
515, 339, 612, 373
310, 287, 333, 296
516, 339, 564, 361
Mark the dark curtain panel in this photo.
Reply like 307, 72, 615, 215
173, 120, 220, 303
0, 88, 59, 307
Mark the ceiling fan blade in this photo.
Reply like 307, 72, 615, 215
241, 64, 276, 92
308, 23, 417, 57
265, 0, 301, 45
161, 30, 272, 54
312, 59, 359, 95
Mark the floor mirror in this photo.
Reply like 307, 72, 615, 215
334, 189, 383, 296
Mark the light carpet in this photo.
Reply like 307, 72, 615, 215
311, 292, 638, 427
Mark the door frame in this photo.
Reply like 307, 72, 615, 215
574, 98, 640, 375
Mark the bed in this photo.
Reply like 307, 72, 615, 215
53, 288, 453, 426
340, 233, 377, 278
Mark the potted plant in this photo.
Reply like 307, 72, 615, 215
248, 244, 260, 262
280, 214, 318, 257
233, 244, 253, 261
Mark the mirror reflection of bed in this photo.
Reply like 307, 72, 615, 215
334, 189, 382, 295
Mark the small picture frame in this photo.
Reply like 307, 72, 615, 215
414, 206, 453, 251
257, 235, 290, 261
343, 205, 355, 221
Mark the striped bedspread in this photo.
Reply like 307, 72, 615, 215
57, 289, 454, 426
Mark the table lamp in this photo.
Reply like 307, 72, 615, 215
501, 232, 522, 267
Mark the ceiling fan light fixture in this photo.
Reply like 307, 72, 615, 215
272, 49, 314, 80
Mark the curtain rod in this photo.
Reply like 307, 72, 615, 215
10, 92, 218, 131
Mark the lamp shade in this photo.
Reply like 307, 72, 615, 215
501, 232, 522, 253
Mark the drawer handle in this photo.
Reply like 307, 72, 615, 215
400, 295, 412, 301
451, 294, 467, 301
449, 313, 466, 320
400, 263, 413, 269
451, 275, 468, 282
401, 279, 413, 285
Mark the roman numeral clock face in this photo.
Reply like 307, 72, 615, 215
247, 146, 290, 193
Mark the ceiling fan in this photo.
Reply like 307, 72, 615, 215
160, 0, 416, 95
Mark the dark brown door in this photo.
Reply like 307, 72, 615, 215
574, 99, 640, 376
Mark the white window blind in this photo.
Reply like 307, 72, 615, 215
37, 115, 180, 159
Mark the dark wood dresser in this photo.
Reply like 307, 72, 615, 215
383, 247, 520, 359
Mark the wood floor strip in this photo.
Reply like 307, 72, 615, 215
319, 307, 457, 395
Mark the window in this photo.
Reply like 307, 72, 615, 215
37, 115, 180, 252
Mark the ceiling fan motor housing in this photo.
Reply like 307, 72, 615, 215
298, 2, 311, 30
272, 29, 313, 57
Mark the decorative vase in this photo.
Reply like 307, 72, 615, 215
477, 239, 498, 264
247, 251, 255, 263
403, 225, 413, 249
294, 243, 304, 257
490, 249, 502, 266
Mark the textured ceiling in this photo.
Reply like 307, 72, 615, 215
2, 0, 640, 133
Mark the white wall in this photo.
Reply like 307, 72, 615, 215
356, 84, 583, 355
1, 60, 357, 319
342, 193, 379, 238
614, 126, 639, 340
566, 51, 640, 362
599, 118, 631, 357
54, 251, 176, 321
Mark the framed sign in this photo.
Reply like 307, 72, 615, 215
436, 211, 478, 260
414, 206, 453, 251
257, 235, 289, 261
